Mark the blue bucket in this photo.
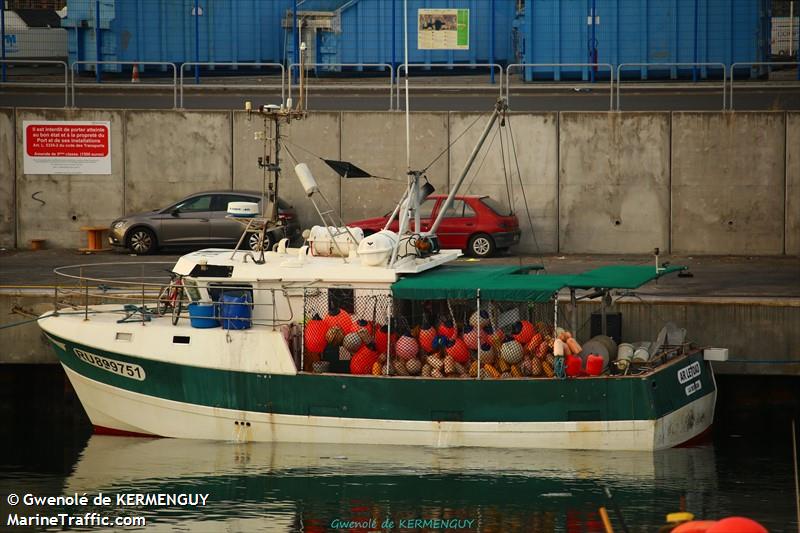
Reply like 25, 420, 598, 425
219, 294, 252, 330
188, 303, 219, 329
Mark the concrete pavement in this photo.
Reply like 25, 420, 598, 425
2, 247, 797, 301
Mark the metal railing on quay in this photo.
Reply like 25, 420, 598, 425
616, 62, 727, 111
729, 61, 800, 110
71, 61, 178, 109
396, 63, 503, 111
505, 63, 614, 111
0, 59, 69, 108
288, 62, 394, 111
179, 62, 285, 109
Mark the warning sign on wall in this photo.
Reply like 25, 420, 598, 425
23, 121, 111, 175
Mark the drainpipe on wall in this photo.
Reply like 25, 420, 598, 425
1, 3, 6, 83
194, 0, 200, 84
95, 0, 101, 83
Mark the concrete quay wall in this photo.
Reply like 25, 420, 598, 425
0, 109, 796, 255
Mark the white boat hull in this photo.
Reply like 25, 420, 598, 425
64, 365, 715, 451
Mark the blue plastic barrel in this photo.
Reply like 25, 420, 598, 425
188, 303, 219, 329
219, 294, 252, 330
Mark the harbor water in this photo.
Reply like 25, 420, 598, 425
0, 367, 796, 532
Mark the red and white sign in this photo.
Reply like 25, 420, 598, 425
23, 121, 111, 174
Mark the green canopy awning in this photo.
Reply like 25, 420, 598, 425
391, 263, 685, 302
391, 265, 559, 302
565, 265, 687, 290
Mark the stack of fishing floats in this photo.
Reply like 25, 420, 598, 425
304, 312, 607, 378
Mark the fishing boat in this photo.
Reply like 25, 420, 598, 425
39, 13, 717, 451
38, 100, 716, 451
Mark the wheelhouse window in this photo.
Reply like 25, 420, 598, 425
207, 283, 254, 304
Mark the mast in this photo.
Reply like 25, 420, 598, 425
427, 97, 507, 236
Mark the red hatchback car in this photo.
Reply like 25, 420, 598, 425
347, 194, 521, 257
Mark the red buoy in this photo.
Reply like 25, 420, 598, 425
565, 354, 582, 377
586, 354, 604, 376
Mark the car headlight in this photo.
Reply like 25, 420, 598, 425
112, 220, 127, 230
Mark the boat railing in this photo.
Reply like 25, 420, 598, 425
50, 261, 306, 329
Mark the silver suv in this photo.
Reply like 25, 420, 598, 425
108, 191, 300, 255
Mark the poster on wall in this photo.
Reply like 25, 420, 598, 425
23, 121, 111, 175
418, 9, 469, 50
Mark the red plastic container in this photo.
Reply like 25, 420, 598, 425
586, 354, 604, 376
565, 354, 582, 377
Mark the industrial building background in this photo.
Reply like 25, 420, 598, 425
1, 0, 798, 80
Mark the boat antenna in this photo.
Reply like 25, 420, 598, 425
403, 0, 410, 175
389, 0, 423, 267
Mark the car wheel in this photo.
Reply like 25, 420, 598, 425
127, 227, 157, 255
468, 233, 495, 258
247, 231, 273, 252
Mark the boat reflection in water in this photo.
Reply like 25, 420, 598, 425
64, 436, 717, 532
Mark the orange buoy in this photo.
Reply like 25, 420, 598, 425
350, 343, 378, 374
446, 337, 470, 364
511, 320, 535, 344
566, 337, 582, 355
706, 517, 768, 533
672, 521, 718, 533
418, 324, 437, 353
437, 319, 457, 339
304, 314, 328, 353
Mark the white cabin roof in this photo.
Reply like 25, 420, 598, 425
172, 247, 462, 286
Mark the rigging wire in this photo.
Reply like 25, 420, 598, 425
282, 142, 300, 167
281, 138, 401, 181
506, 113, 544, 268
421, 112, 489, 174
498, 118, 513, 215
463, 125, 501, 195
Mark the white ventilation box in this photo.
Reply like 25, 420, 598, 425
703, 348, 729, 362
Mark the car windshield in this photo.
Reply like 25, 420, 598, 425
480, 197, 512, 216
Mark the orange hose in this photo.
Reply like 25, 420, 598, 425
599, 507, 614, 533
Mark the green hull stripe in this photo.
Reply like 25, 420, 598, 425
48, 334, 714, 423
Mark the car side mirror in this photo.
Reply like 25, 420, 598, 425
171, 208, 180, 217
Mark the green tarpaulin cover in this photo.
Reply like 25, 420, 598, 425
391, 264, 685, 301
566, 264, 686, 290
